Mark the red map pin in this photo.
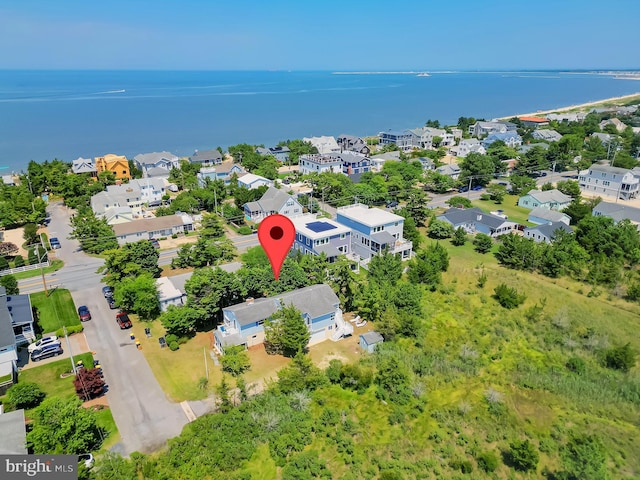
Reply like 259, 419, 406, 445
258, 214, 296, 281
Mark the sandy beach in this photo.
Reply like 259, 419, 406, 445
498, 92, 640, 119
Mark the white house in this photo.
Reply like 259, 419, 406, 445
130, 178, 167, 206
336, 203, 412, 263
299, 154, 344, 175
197, 163, 246, 186
368, 151, 401, 172
103, 206, 135, 225
134, 151, 180, 178
578, 164, 640, 200
450, 139, 486, 158
71, 157, 97, 176
408, 127, 446, 149
437, 164, 461, 179
599, 118, 627, 133
112, 214, 194, 245
244, 186, 304, 223
468, 121, 508, 137
157, 277, 187, 312
302, 136, 340, 154
437, 207, 518, 238
236, 173, 274, 190
91, 184, 143, 216
531, 129, 563, 142
517, 189, 572, 210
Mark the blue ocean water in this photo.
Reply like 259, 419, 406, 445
0, 70, 638, 173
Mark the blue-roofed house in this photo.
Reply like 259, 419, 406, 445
378, 130, 413, 151
482, 132, 523, 149
437, 207, 518, 238
291, 214, 352, 262
336, 203, 412, 262
213, 284, 353, 353
524, 222, 573, 243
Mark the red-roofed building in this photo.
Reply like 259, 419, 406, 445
518, 116, 550, 128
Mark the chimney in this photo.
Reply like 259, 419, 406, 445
246, 297, 254, 305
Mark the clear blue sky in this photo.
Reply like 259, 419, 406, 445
1, 0, 638, 70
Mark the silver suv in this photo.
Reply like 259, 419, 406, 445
31, 344, 63, 362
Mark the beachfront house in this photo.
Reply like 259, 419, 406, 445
378, 130, 413, 151
578, 164, 640, 200
71, 157, 97, 177
95, 154, 131, 180
518, 116, 549, 129
244, 186, 303, 223
437, 207, 518, 238
336, 203, 412, 263
337, 134, 371, 155
517, 189, 572, 211
303, 136, 340, 154
213, 284, 352, 353
482, 131, 523, 149
133, 152, 180, 178
299, 154, 344, 175
188, 149, 223, 167
524, 222, 573, 244
112, 214, 193, 245
547, 112, 587, 123
131, 178, 166, 206
291, 214, 353, 263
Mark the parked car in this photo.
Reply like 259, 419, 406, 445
471, 185, 483, 191
386, 200, 399, 208
102, 286, 114, 298
31, 344, 63, 362
116, 312, 132, 329
50, 237, 61, 249
78, 305, 92, 322
150, 238, 160, 249
458, 186, 469, 193
106, 296, 117, 309
27, 335, 60, 353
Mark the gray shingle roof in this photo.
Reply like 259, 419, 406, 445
0, 409, 27, 454
189, 149, 223, 163
361, 331, 384, 345
225, 284, 339, 327
0, 295, 16, 349
5, 294, 32, 328
593, 201, 640, 223
439, 207, 509, 229
527, 222, 573, 239
112, 214, 188, 236
245, 186, 295, 214
524, 189, 572, 205
528, 207, 569, 223
134, 151, 178, 166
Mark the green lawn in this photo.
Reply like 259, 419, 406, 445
472, 194, 534, 225
30, 288, 81, 334
10, 259, 64, 280
18, 352, 95, 400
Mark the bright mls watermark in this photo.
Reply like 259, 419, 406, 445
0, 455, 77, 479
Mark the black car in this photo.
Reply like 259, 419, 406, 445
102, 286, 114, 298
106, 296, 117, 309
31, 345, 63, 362
386, 200, 399, 208
458, 186, 469, 193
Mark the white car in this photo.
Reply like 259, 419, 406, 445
27, 336, 60, 353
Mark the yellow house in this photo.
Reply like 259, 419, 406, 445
95, 154, 131, 180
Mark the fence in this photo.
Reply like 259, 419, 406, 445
0, 261, 50, 277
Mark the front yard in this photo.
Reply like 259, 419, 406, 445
30, 288, 81, 334
471, 194, 534, 226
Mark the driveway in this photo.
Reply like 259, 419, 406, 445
18, 333, 90, 370
23, 202, 190, 455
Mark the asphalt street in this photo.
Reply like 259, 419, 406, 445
22, 203, 190, 455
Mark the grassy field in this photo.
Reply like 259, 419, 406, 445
30, 288, 81, 334
10, 259, 64, 280
471, 194, 534, 226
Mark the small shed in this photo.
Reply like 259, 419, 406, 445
359, 331, 384, 353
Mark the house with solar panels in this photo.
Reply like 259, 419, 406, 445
291, 214, 352, 262
336, 204, 413, 263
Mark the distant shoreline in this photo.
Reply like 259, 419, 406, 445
497, 92, 640, 119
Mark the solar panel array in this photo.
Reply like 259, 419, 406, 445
305, 221, 337, 233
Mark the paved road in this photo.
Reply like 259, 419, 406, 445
23, 203, 190, 455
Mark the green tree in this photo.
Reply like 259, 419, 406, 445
282, 451, 332, 480
0, 255, 9, 271
102, 240, 160, 284
407, 243, 449, 289
221, 345, 251, 376
27, 397, 102, 454
459, 152, 496, 187
509, 175, 538, 196
0, 274, 19, 294
160, 305, 202, 337
70, 208, 118, 254
113, 273, 160, 320
473, 233, 493, 253
277, 351, 327, 393
451, 227, 467, 246
556, 179, 581, 199
428, 219, 454, 239
23, 223, 39, 245
508, 439, 539, 472
13, 255, 25, 267
603, 343, 635, 372
267, 304, 310, 357
375, 350, 412, 405
486, 183, 507, 203
445, 196, 472, 208
368, 251, 403, 285
185, 267, 246, 325
6, 382, 45, 409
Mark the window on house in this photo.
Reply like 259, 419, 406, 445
257, 320, 264, 326
340, 233, 346, 239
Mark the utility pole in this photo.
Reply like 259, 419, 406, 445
64, 326, 77, 374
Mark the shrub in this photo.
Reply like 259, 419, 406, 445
428, 219, 454, 239
0, 256, 9, 270
74, 368, 106, 401
477, 451, 498, 472
508, 439, 539, 472
165, 334, 178, 345
13, 255, 25, 267
493, 283, 526, 309
171, 234, 178, 239
54, 325, 84, 337
603, 343, 635, 372
6, 382, 46, 409
237, 226, 253, 235
473, 234, 493, 254
169, 341, 179, 351
566, 356, 586, 374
